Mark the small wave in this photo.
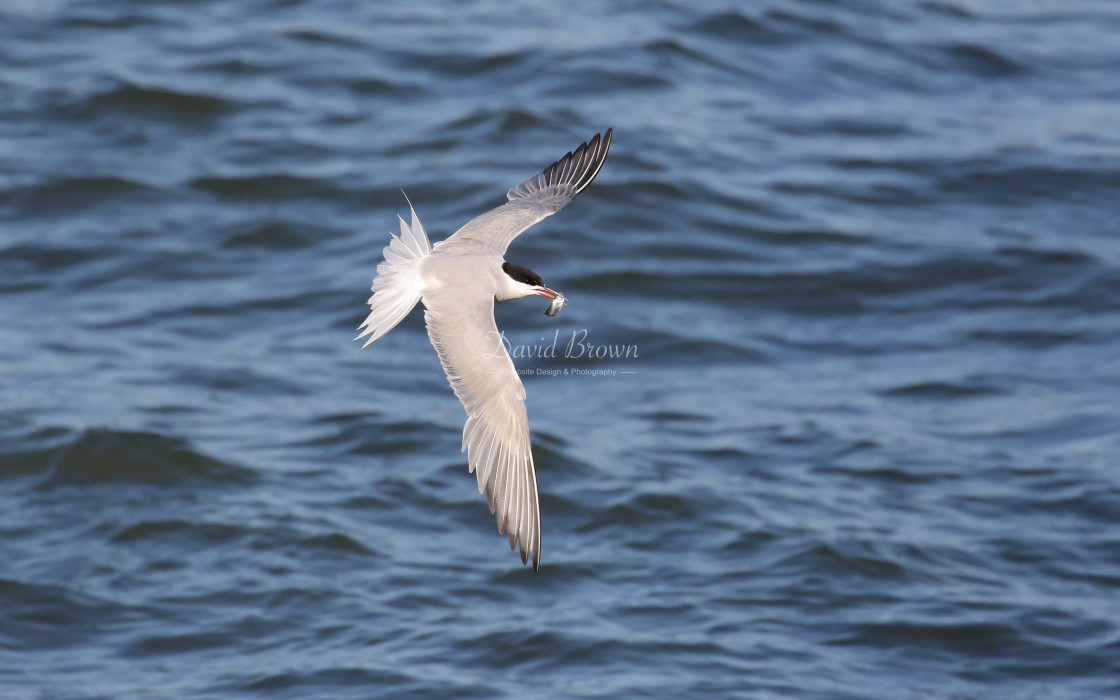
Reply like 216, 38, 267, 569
452, 628, 587, 667
60, 11, 158, 30
938, 164, 1120, 206
120, 631, 238, 658
427, 106, 556, 142
829, 620, 1025, 656
566, 269, 668, 299
281, 27, 368, 49
919, 1, 975, 20
939, 42, 1027, 78
690, 11, 788, 45
0, 427, 256, 489
65, 81, 234, 122
112, 518, 379, 560
879, 379, 1007, 399
575, 491, 704, 534
189, 173, 351, 201
1033, 489, 1120, 526
530, 438, 595, 479
219, 220, 320, 250
968, 328, 1084, 349
341, 75, 417, 97
0, 240, 115, 293
299, 532, 378, 557
635, 38, 769, 83
238, 668, 414, 694
4, 175, 154, 217
765, 8, 847, 37
110, 519, 251, 545
0, 577, 137, 651
767, 541, 908, 581
169, 366, 307, 397
932, 411, 1120, 450
721, 528, 781, 553
673, 247, 1108, 315
789, 118, 913, 138
171, 289, 344, 323
297, 414, 443, 457
392, 47, 531, 78
554, 63, 672, 94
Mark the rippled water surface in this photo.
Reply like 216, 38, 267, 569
3, 1, 1120, 698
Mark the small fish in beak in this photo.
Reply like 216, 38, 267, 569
545, 291, 567, 316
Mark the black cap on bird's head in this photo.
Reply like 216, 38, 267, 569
498, 261, 563, 309
502, 262, 545, 288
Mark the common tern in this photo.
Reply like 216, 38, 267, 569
356, 129, 613, 570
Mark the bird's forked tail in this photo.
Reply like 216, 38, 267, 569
355, 201, 430, 348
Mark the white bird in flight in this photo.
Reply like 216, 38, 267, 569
356, 129, 613, 570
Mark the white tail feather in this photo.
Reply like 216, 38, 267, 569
355, 202, 431, 348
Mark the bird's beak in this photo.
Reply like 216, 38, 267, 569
535, 286, 560, 299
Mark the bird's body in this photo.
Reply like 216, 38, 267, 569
356, 129, 613, 571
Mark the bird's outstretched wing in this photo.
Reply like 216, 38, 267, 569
423, 288, 541, 570
439, 129, 612, 255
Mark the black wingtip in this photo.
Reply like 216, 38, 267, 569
571, 128, 612, 195
518, 541, 540, 572
507, 128, 614, 202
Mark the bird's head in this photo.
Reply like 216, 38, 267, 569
498, 262, 561, 304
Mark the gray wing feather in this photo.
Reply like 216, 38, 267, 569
506, 128, 612, 202
424, 290, 541, 570
439, 129, 612, 255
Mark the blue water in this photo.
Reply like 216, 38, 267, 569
3, 1, 1120, 697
